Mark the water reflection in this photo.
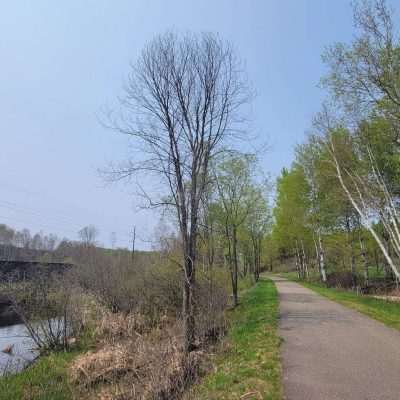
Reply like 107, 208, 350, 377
0, 323, 38, 376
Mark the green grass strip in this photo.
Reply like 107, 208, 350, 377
192, 279, 282, 400
0, 351, 77, 400
300, 281, 400, 331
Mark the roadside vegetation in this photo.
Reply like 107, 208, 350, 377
0, 273, 261, 400
303, 281, 400, 331
279, 272, 400, 330
0, 29, 277, 400
188, 279, 281, 400
280, 272, 400, 332
267, 0, 400, 309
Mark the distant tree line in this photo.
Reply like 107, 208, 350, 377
0, 224, 59, 251
0, 223, 119, 263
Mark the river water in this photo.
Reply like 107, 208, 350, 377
0, 323, 38, 375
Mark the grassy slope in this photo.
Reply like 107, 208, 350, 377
0, 351, 77, 400
191, 279, 282, 400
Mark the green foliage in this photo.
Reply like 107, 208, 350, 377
213, 154, 259, 231
270, 1, 400, 283
210, 152, 271, 298
272, 166, 311, 255
296, 129, 359, 231
271, 125, 388, 278
358, 116, 400, 193
0, 352, 77, 400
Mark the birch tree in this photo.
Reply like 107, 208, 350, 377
314, 109, 400, 281
319, 0, 400, 282
295, 138, 328, 282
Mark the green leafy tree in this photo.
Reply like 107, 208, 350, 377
213, 154, 261, 306
272, 166, 311, 278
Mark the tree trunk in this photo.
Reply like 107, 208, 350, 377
295, 245, 302, 279
318, 232, 327, 283
330, 144, 400, 281
346, 215, 356, 287
359, 233, 369, 287
301, 240, 309, 279
314, 235, 320, 273
373, 248, 380, 275
225, 223, 238, 308
183, 252, 196, 352
252, 236, 260, 282
131, 226, 136, 264
383, 234, 392, 280
253, 241, 257, 281
183, 203, 197, 353
209, 224, 215, 269
256, 237, 262, 280
232, 227, 239, 307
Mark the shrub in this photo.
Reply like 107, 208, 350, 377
4, 268, 75, 351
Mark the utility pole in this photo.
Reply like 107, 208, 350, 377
131, 226, 136, 264
110, 232, 117, 250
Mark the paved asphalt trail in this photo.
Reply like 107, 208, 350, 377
270, 276, 400, 400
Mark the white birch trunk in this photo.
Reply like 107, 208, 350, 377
327, 138, 400, 281
314, 235, 320, 272
295, 245, 301, 279
359, 235, 369, 286
301, 240, 309, 278
318, 232, 327, 283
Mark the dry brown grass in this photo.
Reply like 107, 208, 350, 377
69, 312, 205, 400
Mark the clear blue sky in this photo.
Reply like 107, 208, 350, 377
0, 1, 397, 249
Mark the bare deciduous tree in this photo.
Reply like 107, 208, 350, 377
106, 32, 251, 352
78, 225, 98, 247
